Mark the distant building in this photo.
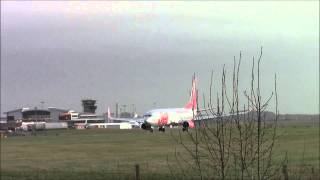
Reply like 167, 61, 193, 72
0, 117, 6, 123
0, 117, 8, 131
120, 112, 133, 118
4, 107, 69, 123
57, 99, 105, 129
3, 99, 107, 130
82, 99, 97, 114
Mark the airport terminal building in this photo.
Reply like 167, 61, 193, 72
1, 99, 126, 131
5, 107, 69, 123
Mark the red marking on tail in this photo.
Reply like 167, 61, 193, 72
184, 75, 197, 111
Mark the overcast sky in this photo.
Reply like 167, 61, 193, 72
1, 1, 319, 115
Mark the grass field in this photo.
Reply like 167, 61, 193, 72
1, 121, 319, 179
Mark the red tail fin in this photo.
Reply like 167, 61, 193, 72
184, 75, 197, 111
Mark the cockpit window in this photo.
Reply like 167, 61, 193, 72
143, 114, 152, 118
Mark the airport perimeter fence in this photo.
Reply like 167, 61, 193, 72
1, 166, 177, 180
2, 160, 319, 180
1, 162, 194, 180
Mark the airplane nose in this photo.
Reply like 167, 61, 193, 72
146, 118, 153, 124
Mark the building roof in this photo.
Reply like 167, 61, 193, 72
4, 107, 69, 115
3, 108, 23, 114
48, 107, 69, 112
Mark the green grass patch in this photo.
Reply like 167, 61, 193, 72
1, 122, 319, 179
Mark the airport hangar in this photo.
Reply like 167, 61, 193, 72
4, 107, 69, 123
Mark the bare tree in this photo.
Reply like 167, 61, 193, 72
168, 48, 280, 180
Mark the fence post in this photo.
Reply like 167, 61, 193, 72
135, 164, 140, 180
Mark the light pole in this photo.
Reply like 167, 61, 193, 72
131, 104, 134, 117
40, 101, 45, 109
122, 105, 126, 113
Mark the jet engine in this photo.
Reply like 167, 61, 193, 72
182, 120, 195, 131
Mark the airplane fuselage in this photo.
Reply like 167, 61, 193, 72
144, 108, 195, 127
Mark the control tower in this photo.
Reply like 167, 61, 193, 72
82, 99, 97, 114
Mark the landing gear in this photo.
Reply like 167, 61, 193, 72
158, 126, 165, 132
182, 121, 189, 132
142, 123, 153, 133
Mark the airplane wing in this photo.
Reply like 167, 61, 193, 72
107, 107, 144, 124
194, 109, 253, 121
109, 117, 144, 123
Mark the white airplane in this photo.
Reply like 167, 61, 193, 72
141, 75, 198, 132
17, 122, 46, 131
140, 75, 255, 133
107, 108, 144, 128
